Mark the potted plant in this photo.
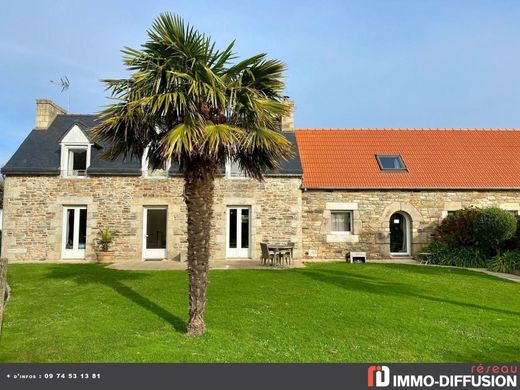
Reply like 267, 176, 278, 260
95, 228, 117, 263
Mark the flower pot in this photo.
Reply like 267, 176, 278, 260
96, 251, 114, 263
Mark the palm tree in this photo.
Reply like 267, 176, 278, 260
91, 13, 293, 336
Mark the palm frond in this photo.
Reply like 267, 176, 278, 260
91, 12, 292, 177
202, 124, 244, 156
158, 118, 203, 161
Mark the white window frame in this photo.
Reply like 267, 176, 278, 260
330, 210, 353, 234
62, 206, 87, 259
143, 206, 168, 260
141, 146, 171, 179
226, 206, 251, 258
446, 210, 461, 218
225, 160, 248, 179
60, 125, 92, 178
63, 146, 90, 178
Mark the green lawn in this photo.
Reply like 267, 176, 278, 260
0, 263, 518, 362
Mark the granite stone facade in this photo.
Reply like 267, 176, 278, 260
302, 189, 520, 260
3, 175, 520, 263
1, 175, 302, 263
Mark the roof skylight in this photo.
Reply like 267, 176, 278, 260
376, 155, 406, 171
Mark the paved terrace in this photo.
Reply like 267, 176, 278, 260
106, 259, 520, 284
107, 259, 305, 271
106, 257, 417, 271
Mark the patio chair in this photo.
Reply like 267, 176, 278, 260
281, 242, 295, 265
260, 243, 276, 266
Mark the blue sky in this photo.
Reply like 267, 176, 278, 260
1, 0, 520, 165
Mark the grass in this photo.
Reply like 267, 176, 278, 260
0, 262, 519, 362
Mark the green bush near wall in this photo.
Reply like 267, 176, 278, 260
434, 207, 479, 246
424, 241, 488, 268
473, 207, 517, 256
425, 207, 520, 272
488, 250, 520, 273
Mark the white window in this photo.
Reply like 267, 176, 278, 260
446, 210, 459, 217
143, 206, 168, 259
142, 146, 170, 178
226, 206, 251, 258
225, 160, 247, 179
60, 124, 91, 178
66, 147, 88, 177
331, 211, 352, 233
62, 206, 87, 259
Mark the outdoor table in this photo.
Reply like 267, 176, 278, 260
267, 244, 294, 265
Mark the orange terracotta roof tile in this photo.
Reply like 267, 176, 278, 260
294, 129, 520, 189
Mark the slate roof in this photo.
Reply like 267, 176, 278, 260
295, 129, 520, 189
1, 115, 302, 176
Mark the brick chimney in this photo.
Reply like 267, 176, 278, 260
35, 99, 66, 129
281, 97, 294, 132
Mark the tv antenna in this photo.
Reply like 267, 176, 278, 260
50, 76, 70, 112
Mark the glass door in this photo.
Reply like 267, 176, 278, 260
226, 207, 251, 258
143, 207, 167, 260
62, 206, 87, 259
389, 212, 411, 255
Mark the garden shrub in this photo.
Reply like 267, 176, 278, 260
488, 250, 520, 274
423, 241, 488, 268
434, 207, 479, 246
504, 215, 520, 251
473, 208, 517, 256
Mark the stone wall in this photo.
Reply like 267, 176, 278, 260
35, 99, 66, 129
1, 175, 302, 262
212, 176, 302, 260
6, 175, 519, 263
302, 189, 520, 260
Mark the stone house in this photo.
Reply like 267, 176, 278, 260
2, 99, 520, 263
1, 100, 302, 263
295, 129, 520, 260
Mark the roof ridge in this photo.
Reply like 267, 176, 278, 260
56, 113, 97, 117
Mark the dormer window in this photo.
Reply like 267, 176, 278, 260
142, 146, 170, 178
67, 148, 88, 177
376, 155, 406, 171
60, 124, 92, 178
225, 160, 247, 179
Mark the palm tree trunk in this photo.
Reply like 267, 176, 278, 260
183, 159, 215, 336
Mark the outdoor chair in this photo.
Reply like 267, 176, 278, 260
260, 243, 276, 265
281, 242, 295, 265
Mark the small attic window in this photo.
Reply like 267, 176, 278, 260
60, 124, 91, 178
67, 148, 88, 177
225, 159, 247, 179
141, 146, 171, 178
376, 155, 406, 171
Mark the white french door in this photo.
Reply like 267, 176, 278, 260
143, 207, 167, 260
226, 206, 251, 258
62, 206, 87, 259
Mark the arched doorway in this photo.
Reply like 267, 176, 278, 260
389, 212, 411, 256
